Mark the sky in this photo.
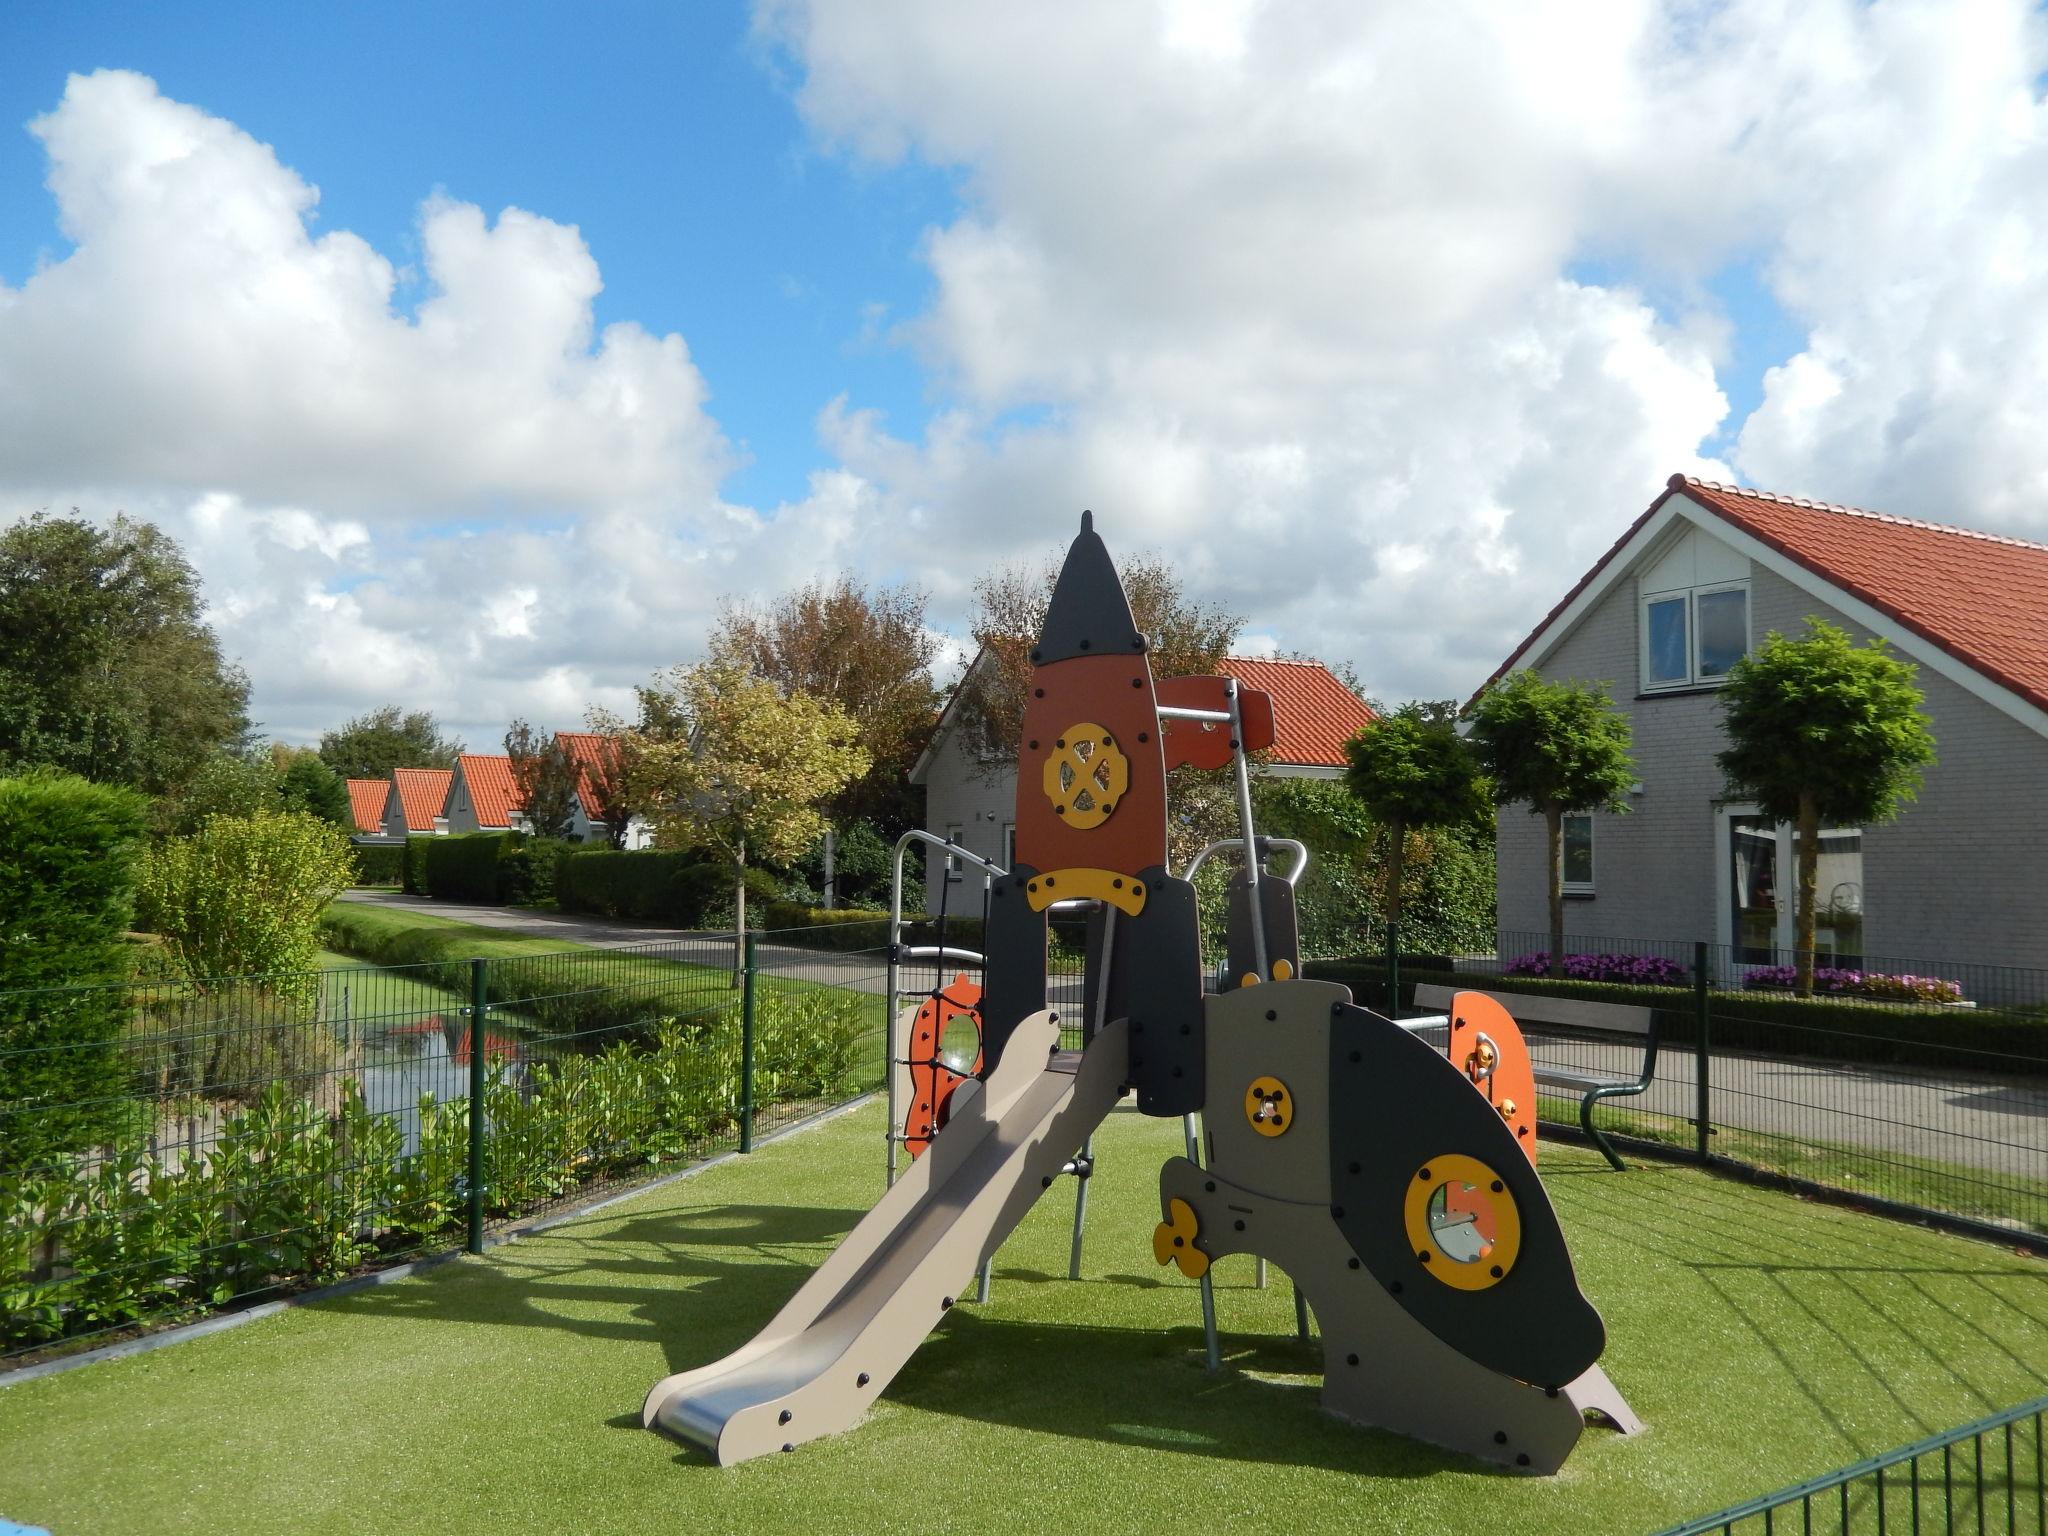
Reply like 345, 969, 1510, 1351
4, 0, 2048, 751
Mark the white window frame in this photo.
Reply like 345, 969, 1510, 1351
944, 823, 964, 881
1560, 813, 1595, 896
1713, 804, 1865, 976
1001, 822, 1016, 871
1640, 579, 1750, 692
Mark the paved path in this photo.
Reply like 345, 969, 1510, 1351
336, 893, 2046, 1185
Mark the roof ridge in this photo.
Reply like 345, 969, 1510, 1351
1677, 474, 2048, 554
1224, 653, 1324, 667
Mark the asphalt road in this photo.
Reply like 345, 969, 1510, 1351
337, 892, 2046, 1184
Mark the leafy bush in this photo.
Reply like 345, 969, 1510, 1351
423, 832, 576, 906
759, 903, 893, 949
137, 812, 355, 998
1743, 966, 1964, 1004
0, 770, 151, 1168
751, 991, 865, 1099
351, 842, 404, 886
1507, 951, 1690, 985
401, 835, 433, 895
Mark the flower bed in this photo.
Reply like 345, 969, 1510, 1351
1742, 966, 1964, 1004
1506, 951, 1690, 985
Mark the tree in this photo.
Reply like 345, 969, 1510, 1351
953, 551, 1241, 769
711, 576, 942, 832
578, 709, 642, 850
1343, 701, 1491, 927
173, 751, 281, 832
504, 720, 578, 839
0, 511, 249, 800
1467, 671, 1636, 967
627, 660, 869, 979
317, 706, 464, 781
274, 751, 352, 828
1716, 618, 1936, 995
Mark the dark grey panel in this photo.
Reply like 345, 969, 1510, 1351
981, 868, 1048, 1073
1120, 867, 1205, 1115
1223, 869, 1300, 988
1033, 511, 1146, 665
1326, 1002, 1605, 1389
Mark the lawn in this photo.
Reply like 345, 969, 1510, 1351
2, 1103, 2042, 1536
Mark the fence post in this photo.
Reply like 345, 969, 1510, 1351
466, 957, 488, 1255
1693, 940, 1711, 1166
1385, 918, 1402, 1019
740, 930, 758, 1154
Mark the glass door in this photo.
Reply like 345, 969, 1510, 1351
1727, 813, 1779, 964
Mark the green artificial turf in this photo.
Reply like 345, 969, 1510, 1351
2, 1104, 2041, 1536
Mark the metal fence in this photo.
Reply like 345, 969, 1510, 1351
1, 926, 892, 1365
1654, 1392, 2047, 1535
1345, 924, 2048, 1251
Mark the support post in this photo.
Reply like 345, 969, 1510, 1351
1385, 918, 1402, 1020
1694, 940, 1711, 1165
884, 946, 900, 1187
1183, 1112, 1222, 1371
740, 930, 758, 1154
1068, 907, 1114, 1281
466, 958, 488, 1256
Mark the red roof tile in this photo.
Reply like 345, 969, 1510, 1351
454, 754, 523, 829
391, 768, 453, 833
346, 778, 390, 834
1217, 656, 1377, 767
553, 731, 619, 810
1476, 473, 2048, 717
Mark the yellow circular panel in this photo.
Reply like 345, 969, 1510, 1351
1039, 722, 1130, 830
1243, 1075, 1292, 1137
1401, 1153, 1521, 1291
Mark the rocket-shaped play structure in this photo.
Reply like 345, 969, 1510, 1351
644, 513, 1641, 1471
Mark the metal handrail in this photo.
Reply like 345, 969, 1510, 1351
1181, 835, 1310, 887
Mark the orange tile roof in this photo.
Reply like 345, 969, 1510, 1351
454, 753, 523, 829
1218, 656, 1377, 767
391, 768, 453, 833
346, 778, 390, 834
1478, 473, 2048, 715
553, 730, 619, 810
1677, 478, 2048, 715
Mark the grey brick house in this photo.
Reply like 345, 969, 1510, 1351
1483, 473, 2048, 977
908, 654, 1374, 917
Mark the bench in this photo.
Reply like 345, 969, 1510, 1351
1411, 983, 1660, 1170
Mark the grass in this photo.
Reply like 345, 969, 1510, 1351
2, 1102, 2042, 1536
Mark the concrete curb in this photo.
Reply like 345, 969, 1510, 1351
0, 1091, 879, 1390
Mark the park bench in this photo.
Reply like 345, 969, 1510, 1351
1411, 983, 1661, 1171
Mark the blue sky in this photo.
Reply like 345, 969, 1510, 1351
0, 2, 2042, 744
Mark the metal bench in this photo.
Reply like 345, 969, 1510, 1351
1411, 983, 1660, 1171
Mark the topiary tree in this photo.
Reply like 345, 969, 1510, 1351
627, 660, 869, 981
0, 770, 150, 1167
1343, 700, 1490, 927
137, 811, 357, 1001
1467, 670, 1635, 967
1716, 618, 1936, 995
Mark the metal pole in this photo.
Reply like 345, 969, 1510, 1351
1225, 678, 1269, 982
465, 958, 488, 1256
1183, 1112, 1223, 1370
739, 931, 757, 1154
1294, 1287, 1311, 1342
884, 946, 900, 1187
822, 825, 835, 911
1385, 918, 1402, 1019
1068, 907, 1114, 1281
976, 1256, 992, 1303
1694, 940, 1711, 1165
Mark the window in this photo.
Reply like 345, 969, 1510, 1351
1560, 814, 1594, 894
1639, 527, 1749, 691
944, 824, 963, 881
1002, 822, 1016, 871
1721, 808, 1864, 966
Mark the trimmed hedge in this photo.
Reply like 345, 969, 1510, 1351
419, 833, 572, 906
351, 841, 405, 886
401, 836, 433, 896
555, 848, 776, 927
756, 903, 994, 954
1306, 958, 2048, 1071
0, 770, 151, 1166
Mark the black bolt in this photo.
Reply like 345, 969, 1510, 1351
1233, 1220, 1246, 1231
1389, 1281, 1403, 1295
1042, 1176, 1052, 1188
1054, 805, 1066, 815
1272, 1116, 1284, 1129
1049, 1012, 1059, 1023
1348, 1257, 1360, 1270
1079, 638, 1092, 650
1228, 738, 1240, 750
1418, 1167, 1432, 1182
1545, 1386, 1560, 1399
1204, 1181, 1216, 1192
1112, 877, 1123, 888
1516, 1454, 1531, 1468
1417, 1250, 1432, 1263
1132, 677, 1143, 688
942, 1296, 955, 1309
1518, 1126, 1529, 1138
1028, 739, 1039, 750
1133, 634, 1147, 650
1265, 1009, 1277, 1021
780, 1410, 793, 1425
1133, 883, 1143, 894
1056, 738, 1066, 749
1494, 1431, 1507, 1445
782, 1443, 794, 1453
858, 1373, 871, 1387
1489, 1265, 1504, 1278
1173, 1235, 1184, 1247
1346, 1353, 1360, 1366
1490, 1180, 1504, 1193
1034, 687, 1044, 698
1270, 1087, 1284, 1101
1136, 730, 1149, 743
1348, 1161, 1361, 1174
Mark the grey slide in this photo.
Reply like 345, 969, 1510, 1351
643, 1010, 1129, 1465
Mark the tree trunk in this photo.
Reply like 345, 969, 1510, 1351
731, 842, 747, 990
1385, 816, 1408, 928
1545, 805, 1565, 973
1795, 792, 1820, 997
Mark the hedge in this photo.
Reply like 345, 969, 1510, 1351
351, 841, 405, 886
419, 833, 573, 906
555, 848, 776, 927
401, 836, 433, 896
1305, 959, 2048, 1071
0, 770, 151, 1167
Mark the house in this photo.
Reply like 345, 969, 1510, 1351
908, 652, 1376, 914
442, 753, 528, 835
345, 778, 391, 836
554, 730, 653, 848
1480, 472, 2048, 975
381, 767, 453, 838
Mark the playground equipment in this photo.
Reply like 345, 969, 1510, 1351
644, 512, 1640, 1470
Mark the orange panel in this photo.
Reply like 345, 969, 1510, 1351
1447, 991, 1539, 1166
1014, 653, 1168, 879
902, 975, 983, 1158
1155, 676, 1276, 770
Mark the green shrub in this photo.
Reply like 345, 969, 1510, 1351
401, 835, 433, 895
420, 832, 574, 905
0, 770, 150, 1169
752, 991, 865, 1099
137, 812, 356, 998
351, 842, 405, 886
556, 849, 704, 922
